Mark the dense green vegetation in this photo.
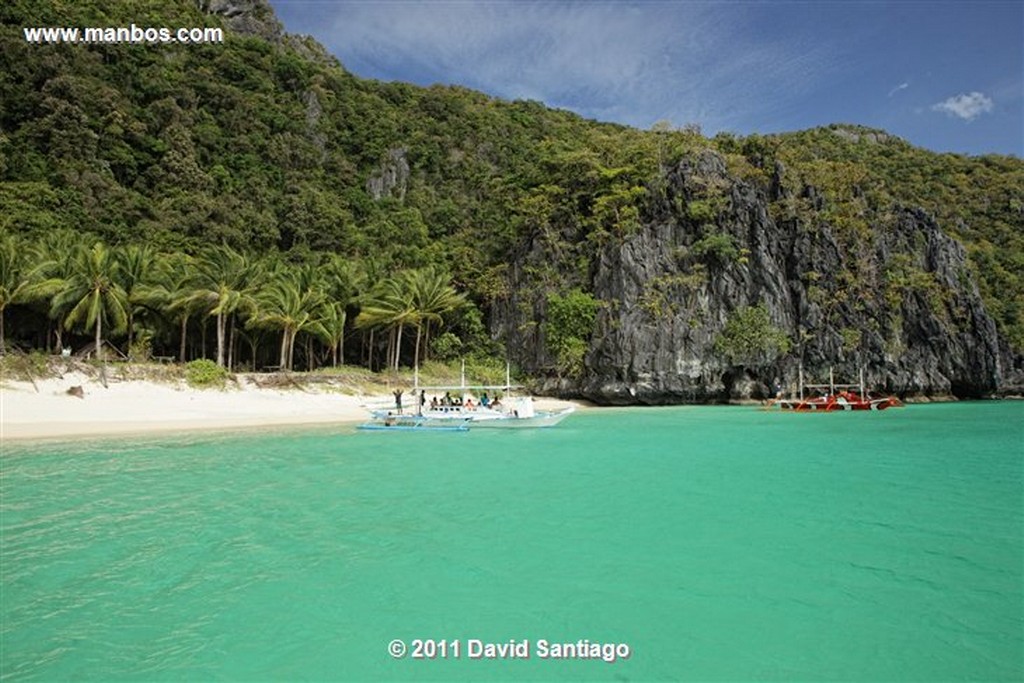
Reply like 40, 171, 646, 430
0, 231, 466, 372
1, 0, 1021, 375
714, 304, 792, 367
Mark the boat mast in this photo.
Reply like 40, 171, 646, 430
798, 362, 804, 400
460, 358, 466, 393
829, 366, 834, 395
859, 366, 865, 397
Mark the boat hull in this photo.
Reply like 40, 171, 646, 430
469, 407, 576, 428
770, 396, 903, 412
367, 406, 576, 429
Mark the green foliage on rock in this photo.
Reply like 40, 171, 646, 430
544, 289, 598, 377
714, 304, 791, 367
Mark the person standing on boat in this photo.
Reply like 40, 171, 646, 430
418, 390, 426, 416
393, 389, 403, 414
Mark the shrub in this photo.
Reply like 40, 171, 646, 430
544, 289, 598, 378
185, 359, 229, 388
692, 232, 739, 265
714, 304, 791, 366
430, 332, 463, 361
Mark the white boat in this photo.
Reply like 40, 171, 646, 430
358, 414, 470, 432
365, 362, 575, 429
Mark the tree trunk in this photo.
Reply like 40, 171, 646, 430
413, 325, 422, 370
279, 330, 289, 369
394, 323, 404, 371
227, 315, 234, 371
216, 312, 226, 367
288, 329, 299, 371
367, 329, 374, 370
95, 308, 103, 362
127, 308, 134, 354
179, 316, 188, 363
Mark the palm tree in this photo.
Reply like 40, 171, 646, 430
354, 273, 418, 371
115, 243, 159, 354
408, 266, 465, 367
25, 229, 83, 352
50, 242, 129, 361
249, 268, 325, 371
137, 252, 199, 363
318, 255, 362, 366
183, 245, 256, 367
0, 234, 34, 354
311, 301, 346, 367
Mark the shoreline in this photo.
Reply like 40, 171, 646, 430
0, 372, 585, 444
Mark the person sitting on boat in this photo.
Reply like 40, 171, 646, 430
465, 398, 475, 410
480, 392, 489, 407
491, 396, 501, 409
443, 391, 452, 406
430, 396, 438, 410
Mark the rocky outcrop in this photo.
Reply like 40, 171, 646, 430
366, 148, 410, 201
199, 0, 283, 41
500, 150, 1023, 403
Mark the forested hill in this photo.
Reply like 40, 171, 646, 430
2, 0, 1022, 400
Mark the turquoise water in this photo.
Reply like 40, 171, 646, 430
2, 403, 1022, 681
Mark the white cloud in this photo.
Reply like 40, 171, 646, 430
308, 1, 839, 135
888, 82, 909, 97
931, 92, 994, 121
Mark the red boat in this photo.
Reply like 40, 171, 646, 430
766, 367, 904, 412
771, 391, 903, 412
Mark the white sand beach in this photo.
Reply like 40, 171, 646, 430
0, 372, 583, 442
0, 372, 374, 441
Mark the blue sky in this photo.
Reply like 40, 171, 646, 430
269, 1, 1023, 157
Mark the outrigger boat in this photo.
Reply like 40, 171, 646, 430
357, 414, 470, 432
364, 361, 576, 429
767, 366, 904, 412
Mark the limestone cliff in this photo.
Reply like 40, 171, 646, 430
499, 150, 1023, 402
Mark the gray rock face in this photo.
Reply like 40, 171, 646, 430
366, 148, 410, 201
499, 149, 1023, 403
199, 0, 283, 41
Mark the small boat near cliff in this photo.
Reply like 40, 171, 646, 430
765, 366, 903, 412
771, 391, 903, 412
